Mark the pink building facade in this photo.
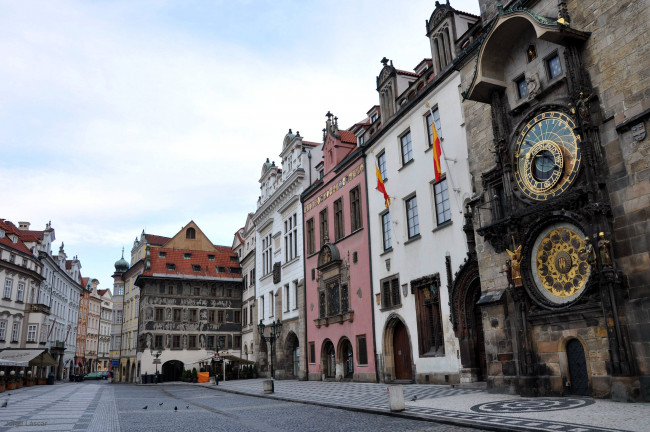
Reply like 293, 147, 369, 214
302, 113, 376, 382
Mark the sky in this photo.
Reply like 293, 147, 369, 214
0, 0, 480, 291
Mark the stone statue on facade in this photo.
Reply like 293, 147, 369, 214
506, 239, 523, 287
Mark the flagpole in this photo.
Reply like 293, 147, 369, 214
425, 102, 463, 214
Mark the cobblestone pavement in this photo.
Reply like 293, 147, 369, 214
200, 379, 650, 432
0, 381, 484, 432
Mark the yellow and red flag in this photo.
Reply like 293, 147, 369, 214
376, 164, 391, 208
431, 119, 442, 182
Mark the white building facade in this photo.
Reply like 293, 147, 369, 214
253, 130, 322, 379
364, 3, 479, 384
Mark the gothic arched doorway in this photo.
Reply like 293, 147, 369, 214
393, 320, 413, 380
162, 360, 183, 382
339, 338, 354, 379
451, 258, 486, 382
566, 339, 590, 396
321, 340, 335, 379
284, 332, 300, 379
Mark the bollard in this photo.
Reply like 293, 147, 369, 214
263, 379, 274, 394
387, 385, 405, 412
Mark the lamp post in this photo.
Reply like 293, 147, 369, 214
150, 348, 162, 383
213, 339, 223, 385
258, 319, 282, 379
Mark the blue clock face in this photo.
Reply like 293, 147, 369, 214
513, 111, 581, 201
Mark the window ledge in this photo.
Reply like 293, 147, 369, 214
380, 248, 393, 257
282, 256, 301, 269
314, 310, 354, 328
431, 220, 453, 233
380, 304, 402, 312
404, 234, 422, 245
398, 159, 415, 172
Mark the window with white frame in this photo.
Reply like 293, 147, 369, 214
262, 233, 272, 275
426, 108, 442, 146
0, 321, 6, 340
381, 211, 392, 251
284, 213, 298, 262
17, 282, 24, 302
11, 322, 20, 342
377, 151, 387, 181
293, 281, 298, 309
27, 324, 37, 342
400, 131, 413, 165
406, 195, 420, 238
434, 178, 451, 225
3, 280, 12, 299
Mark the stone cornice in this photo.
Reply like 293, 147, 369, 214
253, 169, 306, 226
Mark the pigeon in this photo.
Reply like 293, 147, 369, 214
186, 405, 189, 409
159, 402, 163, 406
411, 395, 418, 401
142, 406, 148, 410
174, 406, 177, 411
2, 400, 7, 408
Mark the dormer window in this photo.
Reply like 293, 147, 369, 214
184, 253, 191, 259
166, 263, 175, 271
208, 255, 215, 261
358, 135, 365, 146
0, 230, 4, 238
192, 265, 201, 272
10, 235, 18, 244
186, 227, 196, 239
371, 113, 378, 123
158, 251, 166, 258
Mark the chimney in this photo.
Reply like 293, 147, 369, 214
18, 221, 30, 230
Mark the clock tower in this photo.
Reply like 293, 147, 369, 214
458, 0, 647, 401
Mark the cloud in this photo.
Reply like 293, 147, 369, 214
0, 0, 480, 286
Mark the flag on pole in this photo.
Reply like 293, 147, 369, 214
375, 164, 391, 208
431, 115, 442, 182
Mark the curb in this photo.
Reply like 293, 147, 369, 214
199, 384, 519, 432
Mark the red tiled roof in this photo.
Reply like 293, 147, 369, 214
0, 219, 35, 255
145, 234, 170, 246
66, 260, 73, 270
396, 69, 421, 78
97, 289, 108, 296
22, 230, 44, 240
303, 141, 320, 147
339, 130, 357, 144
145, 246, 241, 279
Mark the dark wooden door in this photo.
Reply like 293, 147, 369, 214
393, 322, 412, 380
567, 339, 589, 395
474, 304, 487, 380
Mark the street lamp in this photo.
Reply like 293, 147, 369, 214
213, 339, 223, 386
258, 319, 282, 379
150, 348, 162, 383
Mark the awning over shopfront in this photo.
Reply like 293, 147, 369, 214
0, 349, 58, 367
190, 353, 255, 365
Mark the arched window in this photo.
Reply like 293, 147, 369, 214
186, 227, 196, 239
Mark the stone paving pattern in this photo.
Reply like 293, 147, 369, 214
204, 379, 650, 432
0, 380, 648, 431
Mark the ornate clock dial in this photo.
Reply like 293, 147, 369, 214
530, 223, 591, 306
513, 111, 581, 201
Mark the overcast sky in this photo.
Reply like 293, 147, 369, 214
0, 0, 480, 290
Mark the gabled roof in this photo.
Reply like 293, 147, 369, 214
0, 219, 34, 255
340, 130, 358, 144
144, 246, 241, 279
145, 234, 170, 246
